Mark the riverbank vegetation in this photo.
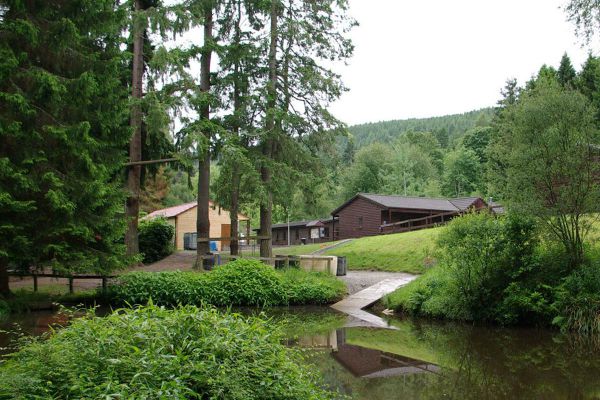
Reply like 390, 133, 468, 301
0, 305, 342, 399
384, 213, 600, 335
109, 259, 346, 307
384, 48, 600, 336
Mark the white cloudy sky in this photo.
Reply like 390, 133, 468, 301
329, 0, 599, 125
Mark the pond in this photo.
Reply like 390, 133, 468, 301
2, 307, 600, 399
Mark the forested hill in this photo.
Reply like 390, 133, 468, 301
348, 108, 495, 147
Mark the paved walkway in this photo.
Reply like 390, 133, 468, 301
332, 274, 417, 329
311, 239, 354, 255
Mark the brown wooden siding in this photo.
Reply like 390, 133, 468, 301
336, 197, 384, 239
272, 225, 335, 246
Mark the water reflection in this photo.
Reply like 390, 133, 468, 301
281, 311, 600, 400
2, 307, 600, 399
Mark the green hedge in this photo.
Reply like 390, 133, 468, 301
109, 259, 346, 307
0, 305, 341, 399
139, 217, 174, 264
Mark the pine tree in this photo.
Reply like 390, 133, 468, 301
558, 53, 577, 88
258, 0, 355, 257
0, 0, 131, 296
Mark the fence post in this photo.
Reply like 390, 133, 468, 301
68, 277, 74, 294
102, 277, 107, 293
33, 274, 38, 292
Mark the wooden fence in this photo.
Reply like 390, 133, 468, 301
379, 210, 460, 234
8, 254, 336, 292
8, 272, 115, 293
379, 205, 505, 235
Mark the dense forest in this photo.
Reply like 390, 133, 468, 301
139, 107, 496, 224
347, 108, 494, 148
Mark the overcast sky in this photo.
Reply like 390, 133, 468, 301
330, 0, 599, 126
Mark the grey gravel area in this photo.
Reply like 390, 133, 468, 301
338, 271, 417, 295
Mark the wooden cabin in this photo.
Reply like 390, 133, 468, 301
268, 217, 338, 246
331, 193, 487, 239
143, 201, 250, 251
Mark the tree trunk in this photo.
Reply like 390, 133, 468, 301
0, 258, 10, 298
195, 4, 214, 265
230, 15, 242, 256
230, 166, 240, 255
125, 0, 144, 258
259, 0, 279, 259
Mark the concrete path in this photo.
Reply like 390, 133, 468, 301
332, 274, 417, 329
311, 239, 354, 255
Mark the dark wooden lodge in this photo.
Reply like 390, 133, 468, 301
331, 193, 487, 239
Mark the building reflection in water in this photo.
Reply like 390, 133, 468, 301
289, 328, 440, 378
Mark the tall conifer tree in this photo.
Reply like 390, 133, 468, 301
0, 0, 131, 296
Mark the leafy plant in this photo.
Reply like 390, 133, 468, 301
553, 263, 600, 336
109, 259, 345, 307
0, 305, 343, 399
138, 217, 175, 264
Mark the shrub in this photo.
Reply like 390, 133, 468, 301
205, 259, 288, 306
109, 271, 210, 306
553, 263, 600, 336
385, 212, 540, 322
281, 268, 346, 305
138, 217, 174, 264
0, 305, 341, 399
109, 259, 344, 307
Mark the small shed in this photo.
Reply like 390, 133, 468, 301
268, 217, 338, 246
143, 201, 250, 251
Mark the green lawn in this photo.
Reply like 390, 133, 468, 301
265, 228, 440, 274
272, 241, 342, 256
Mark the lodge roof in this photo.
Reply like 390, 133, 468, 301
331, 193, 484, 215
270, 217, 336, 230
143, 201, 249, 220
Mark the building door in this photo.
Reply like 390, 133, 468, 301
221, 224, 231, 251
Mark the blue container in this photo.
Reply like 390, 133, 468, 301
209, 241, 218, 252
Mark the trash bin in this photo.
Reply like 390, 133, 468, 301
301, 238, 307, 245
203, 252, 215, 271
336, 256, 347, 276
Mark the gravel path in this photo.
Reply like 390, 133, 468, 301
338, 271, 418, 295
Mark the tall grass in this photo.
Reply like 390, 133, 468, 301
0, 305, 343, 399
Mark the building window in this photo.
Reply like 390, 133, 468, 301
358, 216, 363, 229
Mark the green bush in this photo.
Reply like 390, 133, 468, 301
281, 268, 346, 305
0, 305, 341, 399
206, 259, 288, 306
385, 213, 540, 322
138, 217, 174, 264
553, 263, 600, 336
109, 270, 210, 306
109, 259, 345, 307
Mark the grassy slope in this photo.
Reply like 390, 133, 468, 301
268, 228, 440, 274
272, 241, 341, 256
